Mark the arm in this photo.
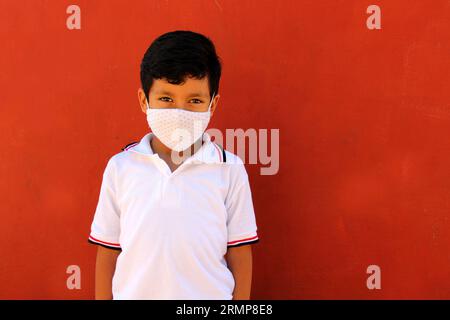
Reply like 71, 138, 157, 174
225, 245, 253, 300
94, 246, 121, 300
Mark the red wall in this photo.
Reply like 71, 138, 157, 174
1, 0, 449, 299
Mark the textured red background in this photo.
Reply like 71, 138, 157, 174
0, 0, 449, 299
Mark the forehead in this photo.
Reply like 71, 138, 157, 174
150, 76, 210, 98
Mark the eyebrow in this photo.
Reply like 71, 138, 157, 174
154, 90, 209, 99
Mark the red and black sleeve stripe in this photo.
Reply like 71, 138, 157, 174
88, 235, 122, 251
227, 235, 259, 248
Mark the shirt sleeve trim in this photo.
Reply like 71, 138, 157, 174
227, 238, 260, 248
227, 235, 259, 246
88, 235, 121, 249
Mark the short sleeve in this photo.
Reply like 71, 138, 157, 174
87, 156, 122, 250
225, 163, 259, 248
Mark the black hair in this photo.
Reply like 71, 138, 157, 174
140, 30, 222, 101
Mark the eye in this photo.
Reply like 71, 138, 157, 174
190, 99, 203, 104
159, 96, 173, 102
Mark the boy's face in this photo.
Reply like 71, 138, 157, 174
138, 76, 219, 116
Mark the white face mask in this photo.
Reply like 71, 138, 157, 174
146, 93, 215, 152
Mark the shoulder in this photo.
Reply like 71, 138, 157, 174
222, 149, 244, 166
221, 149, 250, 185
103, 140, 140, 171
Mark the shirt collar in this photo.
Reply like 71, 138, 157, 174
126, 131, 223, 164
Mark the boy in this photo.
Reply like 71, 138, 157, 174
88, 30, 259, 300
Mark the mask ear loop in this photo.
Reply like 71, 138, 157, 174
200, 92, 216, 147
208, 92, 215, 112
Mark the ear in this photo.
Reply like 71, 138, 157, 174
210, 94, 220, 117
138, 88, 148, 114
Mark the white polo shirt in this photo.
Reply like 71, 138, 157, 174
88, 131, 259, 300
